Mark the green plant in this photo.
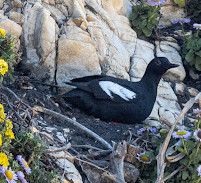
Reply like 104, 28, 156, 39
169, 112, 201, 182
0, 102, 59, 183
13, 132, 59, 183
129, 3, 160, 37
182, 35, 201, 71
173, 0, 186, 8
0, 28, 19, 81
135, 109, 201, 183
181, 24, 201, 71
187, 0, 201, 22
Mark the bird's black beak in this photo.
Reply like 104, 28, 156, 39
169, 63, 179, 69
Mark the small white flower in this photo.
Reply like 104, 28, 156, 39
194, 129, 201, 142
197, 165, 201, 177
172, 130, 191, 139
136, 152, 152, 164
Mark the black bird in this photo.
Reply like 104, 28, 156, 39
61, 57, 178, 124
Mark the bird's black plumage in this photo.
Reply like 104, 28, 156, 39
61, 57, 178, 124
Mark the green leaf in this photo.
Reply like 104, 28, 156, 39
132, 19, 140, 27
177, 146, 185, 153
179, 158, 188, 166
185, 50, 194, 62
174, 0, 186, 8
195, 50, 201, 57
147, 23, 155, 30
142, 28, 152, 37
139, 20, 147, 28
150, 18, 158, 25
129, 13, 138, 20
195, 56, 201, 71
185, 140, 196, 150
182, 170, 189, 180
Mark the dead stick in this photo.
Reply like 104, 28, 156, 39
72, 144, 108, 151
162, 165, 184, 182
155, 92, 201, 183
34, 105, 113, 150
0, 85, 32, 110
159, 117, 179, 130
44, 143, 71, 154
110, 141, 127, 183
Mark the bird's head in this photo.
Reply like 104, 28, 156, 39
147, 57, 179, 76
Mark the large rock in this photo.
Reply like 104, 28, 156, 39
43, 4, 66, 25
113, 15, 137, 56
0, 16, 22, 38
56, 25, 101, 86
23, 2, 57, 82
86, 0, 137, 80
148, 79, 182, 126
8, 12, 24, 26
159, 0, 186, 27
130, 39, 155, 81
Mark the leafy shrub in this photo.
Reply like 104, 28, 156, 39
187, 0, 201, 22
136, 109, 201, 182
181, 23, 201, 71
0, 28, 19, 81
129, 3, 160, 37
13, 132, 59, 183
182, 34, 201, 71
0, 103, 59, 183
0, 32, 59, 182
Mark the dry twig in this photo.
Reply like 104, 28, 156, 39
110, 141, 127, 183
44, 143, 71, 154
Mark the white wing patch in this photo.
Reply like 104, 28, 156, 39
99, 81, 136, 101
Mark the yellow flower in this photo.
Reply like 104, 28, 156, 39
0, 29, 5, 38
0, 113, 6, 123
0, 153, 9, 167
5, 120, 13, 129
4, 129, 15, 139
0, 104, 4, 113
0, 59, 8, 76
0, 104, 6, 123
0, 134, 2, 146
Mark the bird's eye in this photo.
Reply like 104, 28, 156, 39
155, 60, 161, 65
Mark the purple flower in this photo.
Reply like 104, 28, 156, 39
197, 165, 201, 177
0, 166, 18, 183
173, 18, 191, 25
147, 0, 165, 5
193, 23, 201, 30
136, 152, 152, 164
194, 129, 201, 142
172, 130, 191, 139
17, 171, 28, 183
137, 126, 156, 135
17, 155, 31, 175
193, 108, 201, 118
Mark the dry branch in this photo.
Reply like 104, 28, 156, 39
34, 105, 113, 150
155, 92, 201, 183
159, 117, 179, 130
110, 141, 127, 183
44, 143, 71, 154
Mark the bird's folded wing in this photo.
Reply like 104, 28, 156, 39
89, 81, 138, 103
65, 80, 138, 103
71, 75, 106, 82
